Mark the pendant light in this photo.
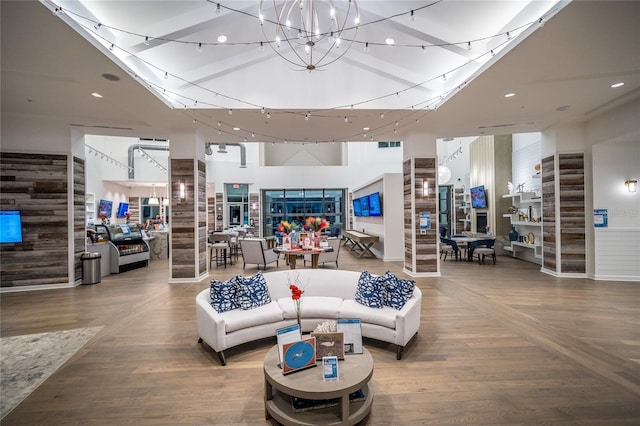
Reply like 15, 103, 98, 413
162, 184, 170, 206
148, 184, 160, 205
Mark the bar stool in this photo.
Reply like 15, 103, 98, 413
209, 233, 232, 268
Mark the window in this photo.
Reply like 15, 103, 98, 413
262, 189, 345, 236
378, 141, 401, 148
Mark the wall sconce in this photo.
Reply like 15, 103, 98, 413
251, 202, 257, 210
625, 179, 638, 192
422, 181, 429, 198
179, 182, 186, 201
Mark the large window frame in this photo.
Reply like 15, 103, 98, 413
262, 189, 345, 236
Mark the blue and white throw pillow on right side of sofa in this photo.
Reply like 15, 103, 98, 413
355, 271, 387, 309
210, 276, 241, 313
383, 271, 415, 310
236, 271, 273, 310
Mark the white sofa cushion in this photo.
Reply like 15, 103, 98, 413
222, 301, 283, 333
340, 300, 398, 329
277, 296, 342, 319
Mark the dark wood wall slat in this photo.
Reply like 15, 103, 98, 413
170, 159, 197, 279
558, 153, 586, 274
0, 153, 70, 287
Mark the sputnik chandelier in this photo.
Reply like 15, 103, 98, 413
259, 0, 360, 71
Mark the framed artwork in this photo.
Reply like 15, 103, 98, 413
312, 332, 344, 360
282, 336, 317, 375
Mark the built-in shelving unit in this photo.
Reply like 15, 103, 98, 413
454, 189, 471, 234
502, 191, 542, 264
86, 192, 95, 225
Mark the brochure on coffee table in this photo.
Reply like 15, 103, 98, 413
322, 356, 339, 381
276, 324, 302, 367
337, 318, 363, 354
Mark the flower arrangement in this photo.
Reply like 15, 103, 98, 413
124, 211, 131, 222
304, 216, 330, 232
99, 212, 109, 225
278, 220, 299, 234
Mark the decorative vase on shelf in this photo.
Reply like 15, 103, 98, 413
509, 226, 519, 242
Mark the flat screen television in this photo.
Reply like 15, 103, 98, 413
368, 192, 382, 217
470, 185, 487, 209
116, 202, 129, 218
352, 198, 361, 216
360, 196, 370, 217
0, 210, 23, 243
98, 199, 113, 218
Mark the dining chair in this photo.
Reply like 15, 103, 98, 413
440, 237, 460, 261
209, 232, 233, 268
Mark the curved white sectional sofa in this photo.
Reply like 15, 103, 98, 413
196, 269, 422, 365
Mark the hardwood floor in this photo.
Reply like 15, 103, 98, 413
2, 248, 639, 424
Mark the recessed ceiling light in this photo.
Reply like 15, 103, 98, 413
363, 127, 370, 131
91, 92, 103, 98
610, 82, 624, 88
217, 35, 227, 43
385, 38, 395, 45
233, 127, 240, 131
504, 92, 515, 98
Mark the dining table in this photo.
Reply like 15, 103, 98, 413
450, 235, 496, 261
272, 246, 333, 269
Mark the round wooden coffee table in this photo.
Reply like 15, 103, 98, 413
263, 345, 374, 425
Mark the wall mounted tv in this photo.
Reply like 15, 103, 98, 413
470, 185, 487, 209
368, 192, 382, 217
0, 210, 23, 243
98, 199, 113, 218
352, 198, 362, 216
359, 195, 370, 217
116, 202, 129, 218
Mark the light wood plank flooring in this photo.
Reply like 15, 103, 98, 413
2, 248, 639, 424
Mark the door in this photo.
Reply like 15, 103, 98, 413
438, 185, 452, 237
228, 203, 243, 227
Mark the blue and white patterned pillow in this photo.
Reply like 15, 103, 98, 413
236, 271, 272, 310
210, 276, 241, 313
354, 271, 387, 309
383, 271, 415, 310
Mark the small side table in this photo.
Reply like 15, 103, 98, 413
263, 345, 374, 425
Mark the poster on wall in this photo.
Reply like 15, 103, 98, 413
593, 209, 608, 228
419, 212, 431, 230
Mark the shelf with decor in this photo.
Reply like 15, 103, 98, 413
502, 192, 542, 265
453, 189, 470, 234
86, 192, 96, 225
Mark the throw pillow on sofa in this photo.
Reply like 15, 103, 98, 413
355, 271, 387, 309
210, 276, 241, 313
236, 271, 272, 310
383, 271, 415, 310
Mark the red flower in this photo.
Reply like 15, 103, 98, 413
290, 284, 303, 300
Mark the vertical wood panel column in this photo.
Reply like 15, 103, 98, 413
249, 193, 260, 234
0, 153, 70, 288
215, 193, 223, 231
403, 158, 437, 274
73, 156, 85, 284
558, 153, 586, 274
128, 197, 140, 223
542, 155, 557, 272
197, 160, 207, 275
170, 159, 197, 280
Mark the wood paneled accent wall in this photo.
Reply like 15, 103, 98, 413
215, 193, 223, 231
170, 159, 196, 279
0, 153, 70, 288
207, 197, 215, 233
249, 193, 260, 235
403, 160, 413, 270
558, 153, 586, 273
403, 158, 437, 273
542, 155, 557, 271
73, 157, 85, 284
128, 197, 140, 224
197, 161, 207, 276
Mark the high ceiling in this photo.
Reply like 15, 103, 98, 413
2, 0, 639, 145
